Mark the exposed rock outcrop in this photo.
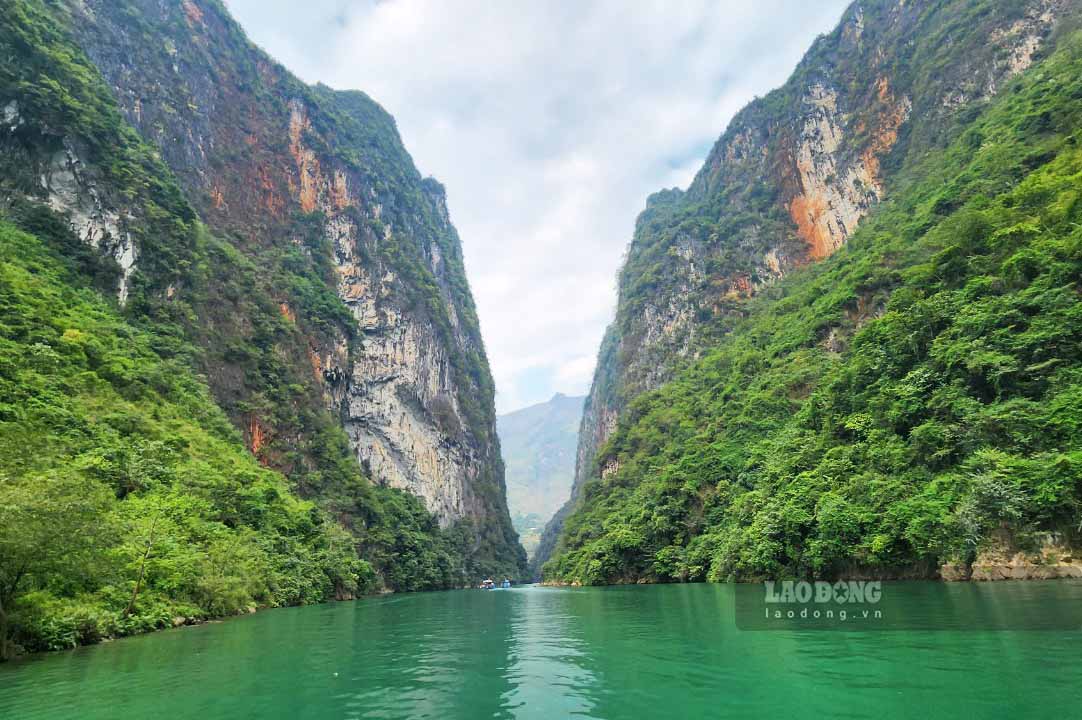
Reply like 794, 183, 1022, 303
44, 0, 521, 567
2, 99, 137, 304
272, 97, 490, 523
941, 534, 1082, 581
788, 80, 910, 260
537, 0, 1068, 575
41, 143, 137, 304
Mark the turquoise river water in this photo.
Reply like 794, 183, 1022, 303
1, 582, 1080, 719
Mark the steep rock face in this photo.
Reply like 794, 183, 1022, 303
5, 0, 523, 574
59, 0, 502, 528
536, 0, 1066, 573
275, 95, 493, 524
787, 79, 911, 260
40, 142, 139, 303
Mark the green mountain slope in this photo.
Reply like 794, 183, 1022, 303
537, 0, 1077, 573
0, 218, 452, 656
51, 0, 523, 579
0, 0, 522, 657
545, 11, 1082, 584
497, 393, 584, 557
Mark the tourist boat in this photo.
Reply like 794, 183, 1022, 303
479, 578, 512, 590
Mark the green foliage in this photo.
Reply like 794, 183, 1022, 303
546, 30, 1082, 586
0, 0, 523, 661
0, 222, 376, 656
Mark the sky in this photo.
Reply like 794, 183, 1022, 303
225, 0, 850, 414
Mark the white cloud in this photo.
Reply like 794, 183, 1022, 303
225, 0, 850, 413
555, 355, 598, 390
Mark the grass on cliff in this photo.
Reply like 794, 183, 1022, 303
545, 30, 1082, 585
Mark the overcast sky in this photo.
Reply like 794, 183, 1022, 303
225, 0, 849, 413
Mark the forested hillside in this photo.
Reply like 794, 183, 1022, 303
539, 0, 1076, 572
0, 0, 522, 658
544, 0, 1082, 584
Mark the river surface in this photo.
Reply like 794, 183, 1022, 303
1, 582, 1080, 719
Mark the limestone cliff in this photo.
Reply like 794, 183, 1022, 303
1, 0, 524, 577
536, 0, 1067, 574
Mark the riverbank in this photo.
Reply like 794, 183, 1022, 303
2, 585, 413, 663
941, 537, 1082, 581
542, 567, 1082, 587
542, 535, 1082, 586
2, 581, 522, 662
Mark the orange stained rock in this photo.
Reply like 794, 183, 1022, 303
259, 165, 284, 216
862, 77, 910, 181
248, 416, 264, 454
726, 274, 753, 298
288, 103, 321, 213
788, 192, 838, 261
788, 77, 910, 262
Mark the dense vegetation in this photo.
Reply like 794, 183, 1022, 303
0, 0, 522, 658
545, 29, 1082, 585
0, 209, 485, 659
0, 204, 501, 655
1, 220, 341, 655
533, 0, 1063, 575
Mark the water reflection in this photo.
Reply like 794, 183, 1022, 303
504, 587, 597, 718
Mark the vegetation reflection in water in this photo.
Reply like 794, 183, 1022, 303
1, 582, 1080, 719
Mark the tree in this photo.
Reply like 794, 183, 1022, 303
0, 471, 113, 659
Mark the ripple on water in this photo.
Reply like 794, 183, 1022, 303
2, 583, 1081, 719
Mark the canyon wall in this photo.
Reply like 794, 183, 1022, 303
536, 0, 1066, 575
2, 0, 524, 577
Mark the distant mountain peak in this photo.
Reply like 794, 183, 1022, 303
497, 393, 585, 559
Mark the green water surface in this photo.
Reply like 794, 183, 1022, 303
1, 582, 1080, 719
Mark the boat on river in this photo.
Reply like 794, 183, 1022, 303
479, 578, 512, 590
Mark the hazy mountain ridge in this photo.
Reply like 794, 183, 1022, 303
498, 393, 584, 557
